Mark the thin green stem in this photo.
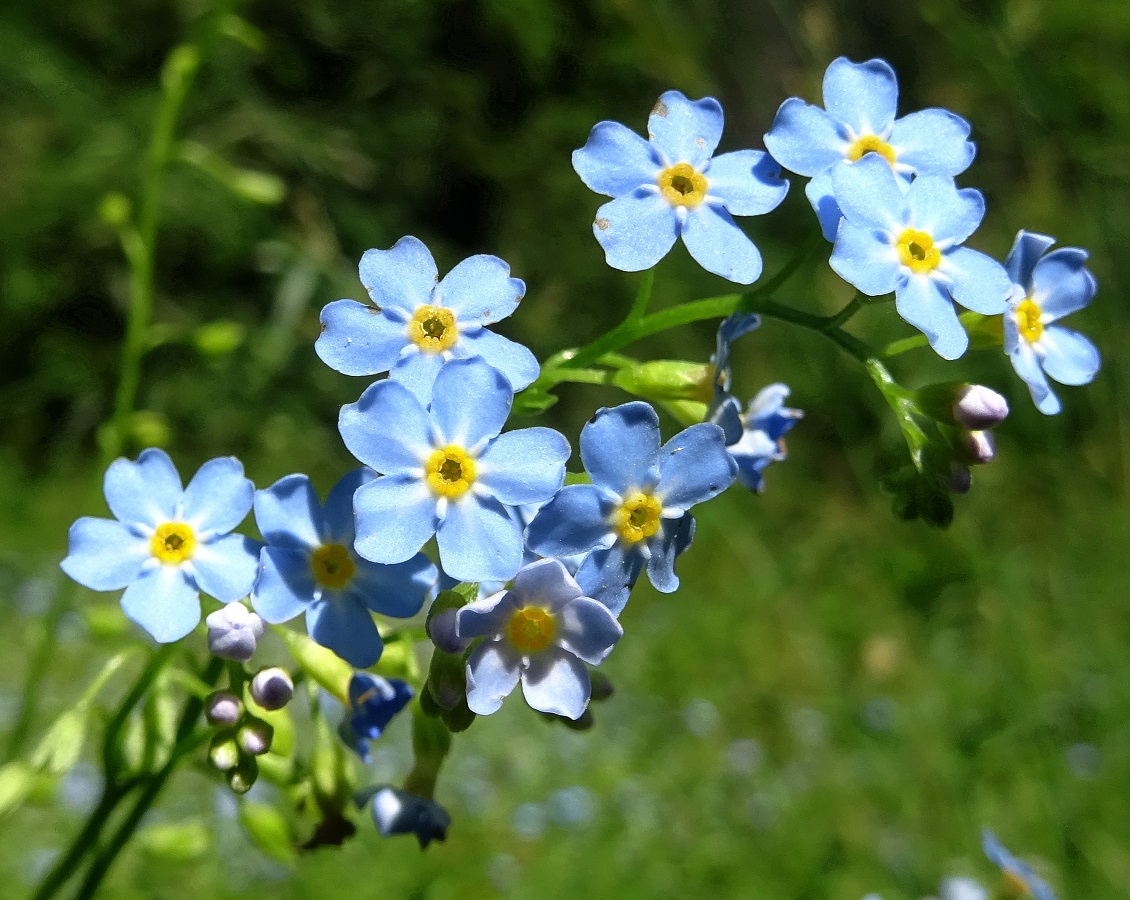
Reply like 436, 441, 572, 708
562, 270, 654, 370
881, 332, 930, 358
102, 644, 177, 777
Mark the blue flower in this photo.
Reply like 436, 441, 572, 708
368, 786, 451, 848
339, 672, 414, 762
828, 154, 1011, 359
982, 829, 1058, 900
251, 470, 436, 668
316, 236, 539, 403
573, 90, 788, 284
338, 357, 571, 583
764, 56, 975, 240
526, 402, 736, 614
456, 559, 622, 720
61, 449, 258, 643
1002, 230, 1101, 415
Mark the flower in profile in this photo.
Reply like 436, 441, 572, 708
526, 402, 736, 614
456, 558, 623, 720
368, 786, 451, 848
338, 357, 570, 583
61, 449, 258, 643
1002, 230, 1101, 415
316, 236, 539, 403
573, 90, 788, 284
829, 154, 1011, 359
764, 56, 975, 239
982, 829, 1058, 900
339, 672, 414, 762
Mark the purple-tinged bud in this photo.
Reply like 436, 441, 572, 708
947, 463, 972, 495
238, 719, 274, 756
962, 430, 996, 465
426, 607, 468, 655
250, 667, 294, 711
953, 384, 1009, 430
206, 602, 266, 663
227, 756, 258, 794
205, 691, 244, 727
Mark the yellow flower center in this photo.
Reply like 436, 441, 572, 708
505, 606, 557, 654
896, 228, 941, 274
1014, 297, 1044, 344
408, 305, 458, 354
310, 543, 356, 590
847, 134, 897, 166
150, 522, 196, 565
425, 445, 477, 499
614, 492, 663, 544
657, 162, 708, 208
1000, 869, 1031, 898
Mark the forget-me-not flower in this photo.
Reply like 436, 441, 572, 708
526, 402, 736, 614
829, 153, 1011, 359
316, 236, 539, 403
61, 449, 259, 643
338, 357, 570, 583
573, 90, 788, 284
339, 672, 414, 762
456, 559, 623, 720
368, 786, 451, 848
764, 56, 975, 240
1002, 230, 1101, 414
982, 828, 1058, 900
251, 470, 436, 668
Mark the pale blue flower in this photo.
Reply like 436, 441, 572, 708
982, 828, 1058, 900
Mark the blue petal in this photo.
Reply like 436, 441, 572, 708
763, 99, 845, 177
647, 90, 724, 168
895, 275, 968, 360
525, 485, 616, 558
832, 154, 905, 232
251, 545, 315, 623
104, 448, 182, 528
729, 428, 781, 492
475, 427, 569, 506
681, 204, 763, 285
1004, 230, 1056, 288
823, 57, 898, 135
707, 395, 745, 445
435, 254, 525, 325
181, 457, 253, 537
646, 512, 695, 593
805, 168, 844, 241
592, 191, 679, 272
349, 553, 435, 618
573, 120, 662, 197
1040, 326, 1101, 386
465, 641, 522, 714
436, 495, 523, 583
889, 108, 974, 175
314, 299, 406, 376
357, 236, 438, 315
322, 468, 372, 544
192, 533, 260, 602
1010, 342, 1060, 414
904, 177, 983, 245
307, 595, 383, 668
579, 401, 661, 495
254, 474, 321, 550
512, 559, 581, 609
557, 596, 623, 665
656, 423, 736, 510
943, 247, 1012, 314
704, 150, 788, 217
574, 544, 644, 615
457, 590, 515, 640
120, 565, 201, 643
61, 518, 150, 591
454, 328, 540, 392
353, 476, 438, 564
339, 379, 432, 475
1032, 248, 1097, 319
521, 650, 590, 720
389, 350, 446, 404
712, 312, 761, 387
829, 221, 899, 296
430, 358, 512, 449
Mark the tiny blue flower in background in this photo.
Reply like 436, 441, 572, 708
316, 235, 539, 403
526, 401, 736, 614
251, 469, 436, 668
982, 828, 1058, 900
573, 90, 788, 284
829, 154, 1011, 359
338, 357, 571, 583
1002, 230, 1101, 415
456, 558, 622, 720
61, 449, 258, 643
367, 785, 451, 848
764, 56, 975, 240
940, 876, 989, 900
339, 672, 414, 762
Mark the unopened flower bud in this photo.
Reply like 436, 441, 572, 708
426, 607, 467, 655
962, 430, 996, 465
209, 734, 240, 772
250, 667, 294, 711
947, 463, 972, 495
205, 691, 243, 727
227, 756, 258, 794
238, 719, 274, 756
206, 602, 266, 663
953, 384, 1009, 430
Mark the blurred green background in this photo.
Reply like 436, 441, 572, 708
2, 0, 1128, 896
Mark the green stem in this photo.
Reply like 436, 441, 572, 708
102, 644, 177, 777
562, 270, 653, 370
881, 332, 930, 358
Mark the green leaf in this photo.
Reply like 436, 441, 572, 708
239, 802, 296, 865
139, 819, 212, 863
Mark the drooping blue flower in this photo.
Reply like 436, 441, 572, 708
61, 449, 259, 643
316, 236, 539, 403
828, 154, 1011, 359
982, 829, 1058, 900
456, 558, 622, 720
251, 470, 436, 668
1002, 230, 1101, 415
338, 357, 571, 583
764, 56, 975, 240
367, 786, 451, 848
339, 672, 414, 762
525, 402, 736, 614
573, 90, 788, 284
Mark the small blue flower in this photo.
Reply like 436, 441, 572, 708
525, 402, 736, 614
339, 672, 414, 762
338, 357, 571, 583
251, 470, 436, 668
829, 154, 1011, 359
61, 449, 258, 643
982, 828, 1058, 900
573, 90, 788, 284
764, 56, 975, 240
368, 785, 451, 848
456, 559, 622, 720
1002, 230, 1101, 415
316, 236, 539, 403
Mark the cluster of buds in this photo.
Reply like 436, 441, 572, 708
205, 667, 294, 794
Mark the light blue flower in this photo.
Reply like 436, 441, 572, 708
525, 401, 736, 614
316, 236, 539, 403
1002, 230, 1101, 415
456, 558, 622, 720
368, 786, 451, 848
61, 448, 258, 643
573, 90, 788, 284
764, 56, 975, 240
338, 357, 570, 583
338, 672, 414, 762
251, 470, 435, 668
982, 828, 1058, 900
829, 154, 1011, 359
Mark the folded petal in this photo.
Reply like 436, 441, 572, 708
648, 91, 724, 168
943, 247, 1012, 315
349, 554, 435, 618
890, 108, 974, 175
572, 120, 662, 197
353, 476, 438, 564
61, 517, 150, 591
192, 533, 260, 602
474, 427, 569, 506
306, 596, 383, 668
315, 299, 406, 376
322, 468, 372, 544
832, 154, 905, 232
823, 57, 898, 135
436, 494, 523, 583
557, 597, 623, 665
1009, 342, 1060, 414
525, 485, 616, 558
435, 253, 525, 325
357, 236, 438, 315
251, 545, 315, 623
254, 474, 321, 549
681, 204, 763, 285
905, 178, 984, 245
104, 448, 183, 528
763, 99, 845, 177
580, 401, 661, 495
339, 380, 431, 475
646, 512, 695, 593
805, 168, 844, 241
656, 423, 736, 510
120, 565, 201, 643
521, 650, 590, 719
454, 328, 540, 393
465, 641, 522, 714
573, 543, 644, 615
829, 222, 900, 296
1031, 248, 1097, 319
705, 150, 788, 217
592, 191, 679, 273
430, 358, 512, 448
1040, 326, 1101, 386
1004, 230, 1056, 287
895, 275, 968, 360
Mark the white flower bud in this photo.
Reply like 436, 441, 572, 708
237, 719, 274, 756
206, 602, 266, 662
250, 667, 294, 711
953, 384, 1009, 430
962, 430, 996, 465
205, 691, 243, 727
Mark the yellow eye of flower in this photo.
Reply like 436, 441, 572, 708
150, 522, 196, 565
425, 445, 477, 499
310, 543, 356, 590
505, 606, 557, 654
614, 492, 663, 544
408, 305, 458, 353
657, 162, 708, 208
896, 228, 941, 274
847, 134, 896, 166
1014, 297, 1044, 344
